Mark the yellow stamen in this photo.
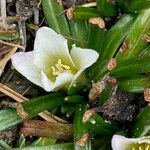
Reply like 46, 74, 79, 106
51, 59, 71, 76
58, 59, 70, 70
58, 59, 62, 65
132, 147, 136, 150
146, 145, 150, 150
139, 146, 142, 150
51, 66, 59, 76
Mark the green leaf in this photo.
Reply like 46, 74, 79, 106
74, 104, 91, 150
14, 143, 74, 150
139, 45, 150, 57
0, 108, 23, 131
116, 8, 150, 61
22, 93, 66, 118
98, 83, 114, 105
32, 137, 56, 146
96, 0, 118, 16
100, 14, 135, 61
110, 57, 150, 78
86, 24, 105, 53
41, 0, 70, 36
0, 93, 66, 131
127, 0, 150, 12
87, 58, 111, 81
73, 7, 101, 20
68, 73, 87, 95
0, 140, 11, 149
61, 103, 76, 117
0, 32, 19, 40
92, 137, 111, 150
69, 20, 88, 47
64, 95, 85, 103
116, 0, 128, 12
85, 113, 119, 136
131, 106, 150, 138
119, 75, 150, 93
18, 134, 26, 148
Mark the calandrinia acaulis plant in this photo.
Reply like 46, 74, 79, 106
11, 27, 99, 92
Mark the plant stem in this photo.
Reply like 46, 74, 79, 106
20, 119, 73, 140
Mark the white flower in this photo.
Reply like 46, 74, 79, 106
112, 135, 150, 150
11, 27, 99, 92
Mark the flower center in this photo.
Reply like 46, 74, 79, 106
132, 143, 150, 150
51, 59, 71, 76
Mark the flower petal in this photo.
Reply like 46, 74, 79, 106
33, 27, 76, 71
69, 68, 86, 89
111, 135, 132, 150
41, 71, 74, 92
70, 44, 99, 70
11, 52, 42, 87
111, 135, 150, 150
69, 44, 99, 87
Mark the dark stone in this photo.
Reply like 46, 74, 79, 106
0, 127, 17, 145
62, 0, 86, 8
100, 91, 146, 122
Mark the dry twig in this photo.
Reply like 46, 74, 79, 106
0, 46, 18, 67
0, 16, 20, 22
0, 40, 25, 50
0, 83, 68, 123
0, 0, 7, 27
20, 119, 73, 140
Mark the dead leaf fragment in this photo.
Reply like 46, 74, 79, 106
89, 76, 108, 102
144, 88, 150, 103
66, 7, 74, 20
76, 133, 89, 147
119, 40, 131, 53
16, 103, 29, 120
107, 58, 117, 71
89, 17, 105, 29
142, 34, 150, 43
82, 109, 95, 123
